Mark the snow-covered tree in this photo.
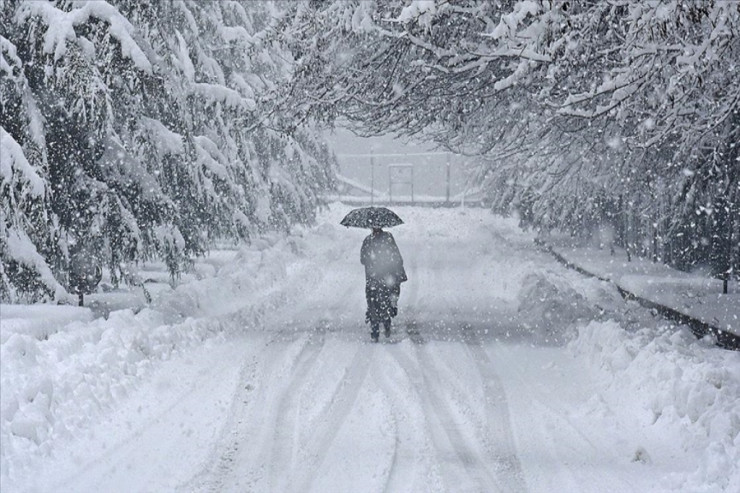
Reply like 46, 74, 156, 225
1, 0, 335, 302
283, 0, 739, 278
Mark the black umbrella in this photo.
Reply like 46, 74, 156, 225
340, 206, 404, 229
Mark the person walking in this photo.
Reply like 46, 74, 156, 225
361, 227, 407, 342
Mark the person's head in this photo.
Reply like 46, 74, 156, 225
372, 227, 383, 234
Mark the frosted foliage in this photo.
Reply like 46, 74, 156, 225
283, 0, 738, 278
1, 0, 335, 302
397, 1, 437, 26
174, 31, 195, 82
139, 118, 184, 155
0, 128, 44, 199
0, 35, 21, 76
16, 1, 152, 72
4, 229, 67, 301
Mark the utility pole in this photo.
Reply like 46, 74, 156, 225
445, 154, 451, 204
370, 148, 375, 205
411, 164, 415, 205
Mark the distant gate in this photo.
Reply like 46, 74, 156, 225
388, 163, 414, 204
330, 151, 485, 206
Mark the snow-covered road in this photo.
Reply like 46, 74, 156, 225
3, 205, 738, 492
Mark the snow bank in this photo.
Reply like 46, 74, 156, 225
516, 270, 598, 343
570, 321, 740, 492
0, 227, 318, 486
1, 307, 220, 482
0, 305, 92, 344
547, 241, 740, 336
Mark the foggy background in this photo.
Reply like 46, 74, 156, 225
325, 128, 471, 200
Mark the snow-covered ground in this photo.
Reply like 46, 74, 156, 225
545, 238, 739, 337
1, 204, 738, 492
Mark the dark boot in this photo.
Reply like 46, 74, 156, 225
371, 322, 379, 342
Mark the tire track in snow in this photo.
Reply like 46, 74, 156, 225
295, 343, 374, 492
387, 341, 509, 492
189, 330, 321, 492
264, 329, 328, 492
382, 420, 403, 493
460, 324, 529, 492
373, 349, 445, 492
193, 330, 376, 493
485, 343, 628, 492
183, 343, 263, 492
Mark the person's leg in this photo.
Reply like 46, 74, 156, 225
375, 282, 393, 319
367, 279, 382, 341
365, 279, 377, 323
390, 284, 400, 317
371, 321, 380, 342
384, 318, 391, 338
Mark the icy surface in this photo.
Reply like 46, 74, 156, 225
1, 204, 738, 492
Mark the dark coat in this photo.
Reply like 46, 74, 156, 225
361, 230, 407, 323
360, 230, 407, 286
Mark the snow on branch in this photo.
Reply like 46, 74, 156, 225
174, 31, 195, 82
139, 118, 185, 155
0, 127, 45, 199
192, 82, 257, 111
488, 0, 541, 40
220, 25, 254, 45
16, 0, 152, 73
193, 135, 229, 181
4, 227, 68, 301
397, 1, 437, 27
0, 35, 23, 77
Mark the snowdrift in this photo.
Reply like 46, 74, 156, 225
571, 322, 740, 492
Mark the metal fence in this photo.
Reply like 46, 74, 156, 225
330, 151, 485, 206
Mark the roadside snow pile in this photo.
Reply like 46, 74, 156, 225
1, 309, 214, 448
0, 229, 315, 485
0, 305, 92, 343
516, 270, 602, 344
570, 321, 740, 492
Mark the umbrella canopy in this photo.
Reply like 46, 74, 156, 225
340, 206, 404, 229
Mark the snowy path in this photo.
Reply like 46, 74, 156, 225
185, 327, 529, 493
5, 206, 739, 493
182, 207, 532, 492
